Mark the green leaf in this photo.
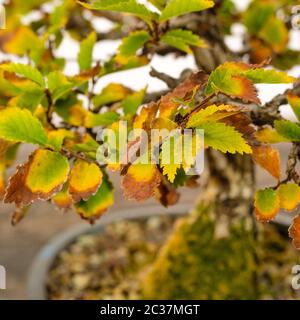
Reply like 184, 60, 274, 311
15, 89, 44, 112
93, 83, 131, 110
288, 93, 300, 122
274, 120, 300, 142
159, 0, 215, 22
187, 104, 240, 128
254, 188, 280, 222
85, 111, 120, 127
47, 71, 73, 102
0, 63, 45, 87
75, 176, 114, 222
241, 69, 295, 84
0, 107, 48, 146
122, 88, 146, 116
258, 16, 288, 53
205, 62, 260, 104
198, 122, 252, 154
243, 2, 274, 35
78, 0, 158, 24
161, 29, 206, 53
78, 32, 97, 71
116, 31, 151, 63
5, 149, 70, 206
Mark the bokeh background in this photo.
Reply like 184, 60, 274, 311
0, 0, 299, 299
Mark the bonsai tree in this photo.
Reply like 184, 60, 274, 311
1, 0, 300, 299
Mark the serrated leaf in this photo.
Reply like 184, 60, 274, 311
288, 93, 300, 122
289, 215, 300, 249
0, 63, 45, 87
160, 132, 182, 183
205, 62, 260, 104
116, 31, 151, 63
159, 0, 215, 22
69, 160, 103, 202
122, 163, 161, 201
278, 183, 300, 212
78, 0, 158, 24
78, 32, 97, 71
161, 29, 206, 54
75, 177, 114, 223
187, 104, 240, 128
252, 145, 280, 180
274, 120, 300, 142
254, 188, 280, 222
241, 69, 295, 84
4, 149, 70, 206
197, 122, 252, 154
0, 107, 48, 146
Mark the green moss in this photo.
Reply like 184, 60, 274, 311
142, 206, 299, 300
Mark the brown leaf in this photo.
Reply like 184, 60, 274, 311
289, 215, 300, 250
252, 144, 281, 180
122, 164, 161, 202
154, 181, 180, 207
159, 72, 208, 118
4, 149, 69, 206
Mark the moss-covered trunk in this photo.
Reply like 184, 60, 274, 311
142, 152, 260, 299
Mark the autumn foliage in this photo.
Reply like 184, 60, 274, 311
0, 0, 300, 250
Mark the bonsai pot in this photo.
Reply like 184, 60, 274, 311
27, 203, 192, 300
27, 204, 292, 300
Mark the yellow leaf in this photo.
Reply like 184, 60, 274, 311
277, 183, 300, 212
69, 160, 103, 202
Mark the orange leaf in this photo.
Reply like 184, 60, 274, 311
230, 75, 261, 104
252, 145, 281, 180
159, 72, 208, 118
122, 163, 161, 201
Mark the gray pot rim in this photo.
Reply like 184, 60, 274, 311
26, 203, 291, 300
26, 203, 193, 300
